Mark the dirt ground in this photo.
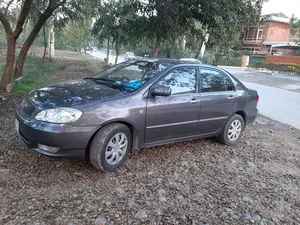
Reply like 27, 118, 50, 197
0, 57, 300, 225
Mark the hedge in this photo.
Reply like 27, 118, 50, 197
248, 62, 300, 75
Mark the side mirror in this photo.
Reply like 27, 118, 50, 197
151, 85, 171, 97
227, 83, 235, 91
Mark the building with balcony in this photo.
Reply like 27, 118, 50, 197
242, 13, 299, 55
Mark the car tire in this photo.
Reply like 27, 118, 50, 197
89, 123, 132, 172
217, 114, 245, 146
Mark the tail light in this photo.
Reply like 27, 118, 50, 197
256, 94, 259, 101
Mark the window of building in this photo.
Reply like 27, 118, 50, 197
257, 30, 263, 39
244, 27, 263, 41
157, 67, 197, 95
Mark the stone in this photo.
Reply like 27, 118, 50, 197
156, 208, 164, 216
128, 198, 135, 208
72, 194, 78, 198
274, 198, 284, 211
241, 212, 251, 220
116, 187, 125, 196
176, 195, 184, 201
94, 216, 106, 225
158, 189, 167, 202
134, 210, 147, 220
246, 161, 257, 170
194, 192, 203, 201
252, 215, 261, 221
182, 161, 188, 167
5, 83, 15, 93
242, 196, 251, 202
105, 201, 111, 206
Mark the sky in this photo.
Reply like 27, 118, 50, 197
262, 0, 300, 18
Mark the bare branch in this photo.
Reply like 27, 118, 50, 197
0, 10, 13, 36
4, 0, 14, 16
13, 0, 33, 39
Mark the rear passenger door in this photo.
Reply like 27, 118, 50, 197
198, 68, 238, 134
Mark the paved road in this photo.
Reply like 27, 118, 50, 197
222, 67, 300, 130
89, 50, 126, 65
88, 52, 300, 130
220, 66, 300, 93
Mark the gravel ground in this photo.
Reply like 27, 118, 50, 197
1, 60, 300, 225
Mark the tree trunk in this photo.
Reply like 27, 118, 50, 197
48, 22, 55, 59
153, 34, 161, 58
114, 42, 119, 65
13, 8, 55, 78
42, 24, 47, 64
0, 35, 16, 91
106, 39, 110, 63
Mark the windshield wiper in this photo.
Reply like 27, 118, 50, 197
84, 77, 115, 82
84, 77, 135, 92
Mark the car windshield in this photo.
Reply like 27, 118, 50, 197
90, 61, 173, 92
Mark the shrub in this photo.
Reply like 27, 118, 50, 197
248, 62, 300, 75
202, 50, 243, 66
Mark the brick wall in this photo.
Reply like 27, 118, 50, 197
266, 55, 300, 64
264, 22, 295, 42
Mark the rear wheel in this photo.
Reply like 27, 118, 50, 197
217, 114, 244, 146
89, 123, 132, 172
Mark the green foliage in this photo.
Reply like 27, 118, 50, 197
2, 56, 63, 93
92, 0, 136, 54
56, 19, 93, 50
249, 62, 300, 74
290, 16, 300, 44
203, 0, 265, 50
202, 50, 243, 66
296, 49, 300, 56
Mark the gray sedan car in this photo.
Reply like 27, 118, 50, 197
15, 59, 259, 172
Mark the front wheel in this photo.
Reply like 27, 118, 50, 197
217, 114, 245, 146
89, 123, 132, 172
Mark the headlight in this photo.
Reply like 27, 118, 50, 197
35, 107, 82, 123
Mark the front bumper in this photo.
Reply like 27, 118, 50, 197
15, 112, 99, 159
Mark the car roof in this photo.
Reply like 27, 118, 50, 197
129, 58, 217, 69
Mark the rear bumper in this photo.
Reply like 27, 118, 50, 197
16, 112, 99, 159
246, 109, 258, 125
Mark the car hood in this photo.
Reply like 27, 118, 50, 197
27, 79, 123, 108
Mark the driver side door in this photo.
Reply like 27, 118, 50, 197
145, 67, 201, 144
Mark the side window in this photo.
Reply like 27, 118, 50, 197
200, 69, 234, 92
157, 67, 197, 95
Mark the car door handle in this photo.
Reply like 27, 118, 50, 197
190, 99, 200, 104
228, 95, 236, 100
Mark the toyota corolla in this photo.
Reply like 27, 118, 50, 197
15, 59, 259, 172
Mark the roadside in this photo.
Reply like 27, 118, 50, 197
221, 66, 300, 130
220, 66, 300, 93
0, 50, 104, 94
1, 57, 300, 224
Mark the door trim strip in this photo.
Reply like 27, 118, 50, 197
146, 120, 198, 129
199, 116, 228, 122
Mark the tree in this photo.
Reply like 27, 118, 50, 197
131, 0, 193, 58
125, 0, 265, 58
55, 18, 93, 51
0, 0, 68, 91
290, 15, 300, 44
92, 0, 135, 64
